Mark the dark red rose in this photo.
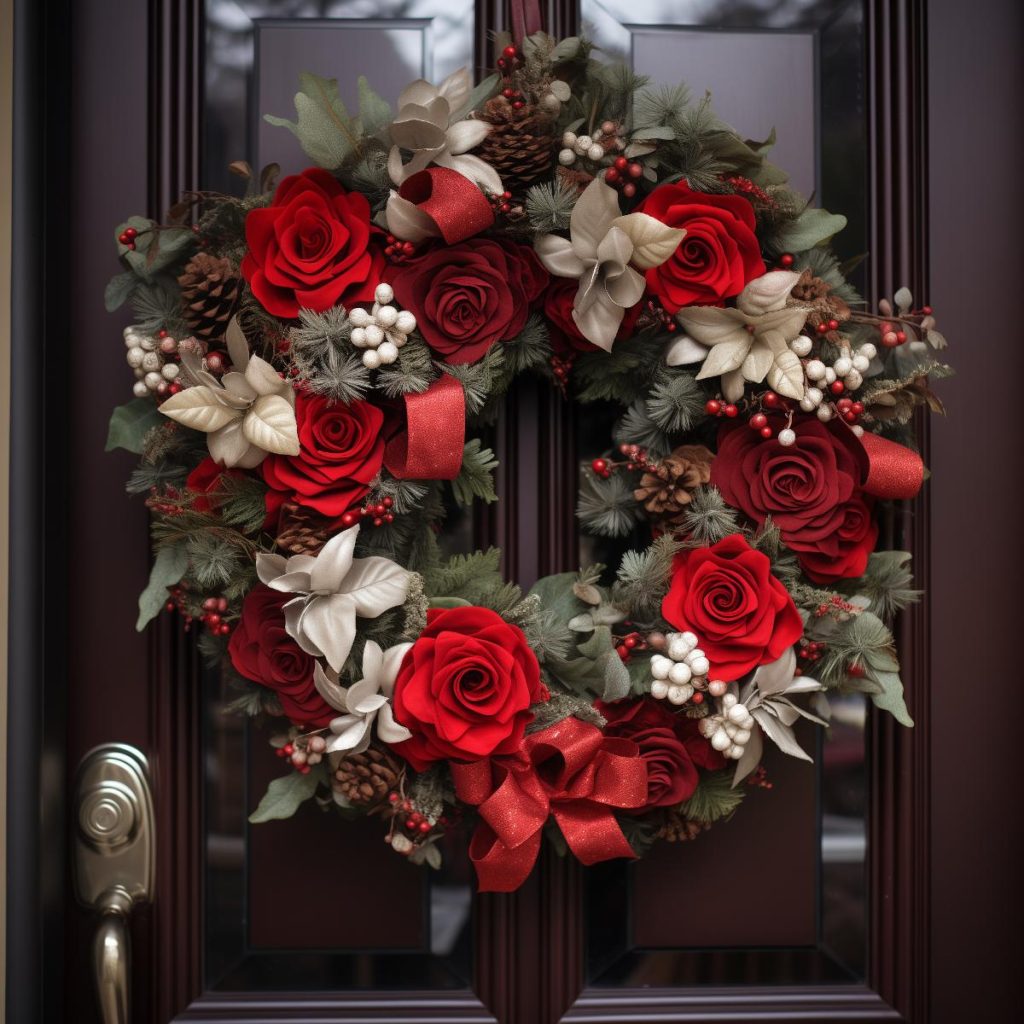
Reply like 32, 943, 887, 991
262, 392, 384, 520
242, 167, 384, 318
635, 182, 765, 313
596, 696, 726, 808
662, 534, 803, 681
228, 585, 332, 727
387, 239, 548, 364
391, 606, 545, 770
543, 277, 643, 355
185, 457, 241, 513
711, 417, 878, 583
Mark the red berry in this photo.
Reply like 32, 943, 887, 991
851, 401, 865, 415
502, 87, 514, 99
418, 821, 431, 834
830, 380, 845, 395
837, 398, 853, 411
723, 404, 739, 418
922, 306, 933, 315
624, 636, 638, 649
374, 503, 386, 516
591, 458, 608, 474
627, 162, 643, 179
704, 399, 722, 415
843, 411, 858, 423
759, 426, 773, 438
895, 330, 907, 343
383, 496, 393, 508
763, 391, 780, 407
512, 100, 524, 111
617, 645, 630, 661
503, 45, 518, 58
614, 156, 628, 171
341, 511, 358, 528
282, 744, 294, 756
779, 253, 794, 268
373, 517, 384, 527
749, 412, 768, 429
622, 183, 636, 198
385, 513, 395, 524
690, 692, 704, 705
604, 167, 620, 185
388, 792, 400, 804
828, 319, 840, 332
496, 58, 506, 70
124, 227, 138, 239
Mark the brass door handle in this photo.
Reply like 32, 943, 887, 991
73, 745, 155, 1024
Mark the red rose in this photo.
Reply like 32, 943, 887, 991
387, 239, 548, 364
662, 534, 803, 681
635, 182, 765, 313
711, 418, 878, 583
228, 585, 333, 727
596, 696, 725, 808
185, 457, 241, 513
543, 277, 643, 354
242, 167, 384, 318
391, 606, 545, 770
262, 392, 384, 520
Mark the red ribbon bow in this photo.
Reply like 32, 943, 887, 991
384, 375, 466, 480
397, 167, 494, 245
858, 430, 925, 500
451, 717, 649, 892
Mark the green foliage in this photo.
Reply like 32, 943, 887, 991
126, 461, 187, 495
368, 474, 428, 516
408, 765, 455, 822
136, 544, 188, 631
423, 548, 505, 605
502, 314, 553, 378
840, 551, 920, 620
218, 474, 271, 535
440, 345, 506, 414
613, 401, 671, 456
525, 179, 578, 232
130, 277, 189, 335
340, 149, 392, 212
577, 471, 639, 538
573, 335, 662, 405
633, 84, 691, 131
680, 770, 746, 823
288, 306, 371, 404
106, 398, 165, 454
769, 206, 847, 256
451, 439, 499, 506
679, 486, 739, 546
646, 368, 705, 433
612, 534, 682, 621
527, 691, 606, 733
185, 532, 252, 593
795, 247, 863, 306
105, 271, 137, 311
249, 763, 326, 823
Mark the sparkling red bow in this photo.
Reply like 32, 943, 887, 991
451, 717, 649, 892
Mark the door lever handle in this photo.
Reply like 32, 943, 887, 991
73, 745, 155, 1024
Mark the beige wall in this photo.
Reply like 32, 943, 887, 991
1, 0, 12, 1012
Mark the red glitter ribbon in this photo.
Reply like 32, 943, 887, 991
859, 430, 925, 500
397, 167, 494, 245
510, 0, 543, 44
451, 717, 649, 892
384, 375, 466, 480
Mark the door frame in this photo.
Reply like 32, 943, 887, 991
7, 0, 940, 1021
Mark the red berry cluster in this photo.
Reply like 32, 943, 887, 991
638, 298, 678, 333
388, 795, 436, 837
745, 765, 774, 790
798, 637, 826, 664
550, 353, 574, 390
706, 391, 792, 440
605, 156, 643, 198
500, 85, 526, 111
275, 742, 314, 774
815, 317, 841, 336
199, 595, 232, 636
835, 396, 865, 424
146, 484, 184, 517
118, 225, 139, 249
878, 320, 908, 348
591, 443, 653, 480
384, 234, 417, 262
615, 630, 647, 663
488, 189, 515, 216
724, 174, 776, 207
496, 43, 521, 75
340, 496, 395, 529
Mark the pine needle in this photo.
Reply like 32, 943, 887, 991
680, 770, 746, 822
577, 472, 638, 538
679, 486, 739, 546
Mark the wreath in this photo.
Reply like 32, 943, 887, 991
105, 33, 950, 891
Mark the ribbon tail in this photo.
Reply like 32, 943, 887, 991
468, 822, 542, 892
859, 430, 925, 499
384, 375, 466, 480
552, 803, 636, 867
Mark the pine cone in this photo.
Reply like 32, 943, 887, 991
178, 252, 242, 342
789, 268, 850, 327
473, 97, 556, 195
634, 445, 715, 526
333, 745, 404, 807
658, 810, 707, 843
276, 503, 332, 556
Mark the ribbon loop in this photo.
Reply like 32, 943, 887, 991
858, 430, 925, 499
384, 375, 466, 480
397, 167, 495, 244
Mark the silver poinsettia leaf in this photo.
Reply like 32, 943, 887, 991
256, 525, 410, 674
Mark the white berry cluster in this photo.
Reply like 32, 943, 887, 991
124, 326, 179, 398
789, 338, 877, 433
348, 283, 417, 369
558, 121, 625, 166
699, 692, 755, 760
649, 631, 712, 705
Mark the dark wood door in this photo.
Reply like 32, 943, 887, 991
6, 0, 1023, 1022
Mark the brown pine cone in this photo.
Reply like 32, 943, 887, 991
473, 97, 556, 195
634, 445, 714, 526
178, 252, 241, 342
658, 810, 708, 843
276, 503, 332, 556
789, 268, 850, 327
333, 745, 405, 807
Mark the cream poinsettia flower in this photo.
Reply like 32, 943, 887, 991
256, 525, 410, 674
666, 270, 809, 402
314, 640, 413, 757
158, 347, 299, 469
534, 177, 685, 351
387, 68, 500, 193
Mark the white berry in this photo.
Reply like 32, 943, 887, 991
348, 307, 372, 328
667, 635, 692, 661
650, 655, 672, 680
668, 684, 693, 706
561, 131, 577, 148
132, 380, 150, 398
126, 346, 145, 368
350, 327, 368, 348
376, 305, 398, 328
851, 424, 865, 436
817, 405, 834, 422
361, 349, 382, 370
708, 680, 728, 697
650, 680, 669, 700
711, 729, 732, 752
374, 283, 394, 305
575, 135, 592, 152
377, 341, 399, 364
395, 310, 417, 334
587, 143, 605, 161
845, 369, 863, 390
669, 662, 692, 686
161, 362, 179, 380
144, 371, 162, 389
824, 367, 837, 384
859, 342, 877, 360
688, 656, 710, 677
364, 324, 384, 347
790, 335, 813, 357
141, 351, 162, 372
833, 356, 852, 376
805, 359, 826, 381
778, 427, 796, 447
851, 354, 870, 373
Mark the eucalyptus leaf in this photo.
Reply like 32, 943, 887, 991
865, 665, 914, 726
105, 397, 164, 454
248, 765, 324, 823
265, 72, 359, 169
104, 271, 137, 312
357, 76, 391, 136
774, 208, 847, 253
136, 544, 188, 631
